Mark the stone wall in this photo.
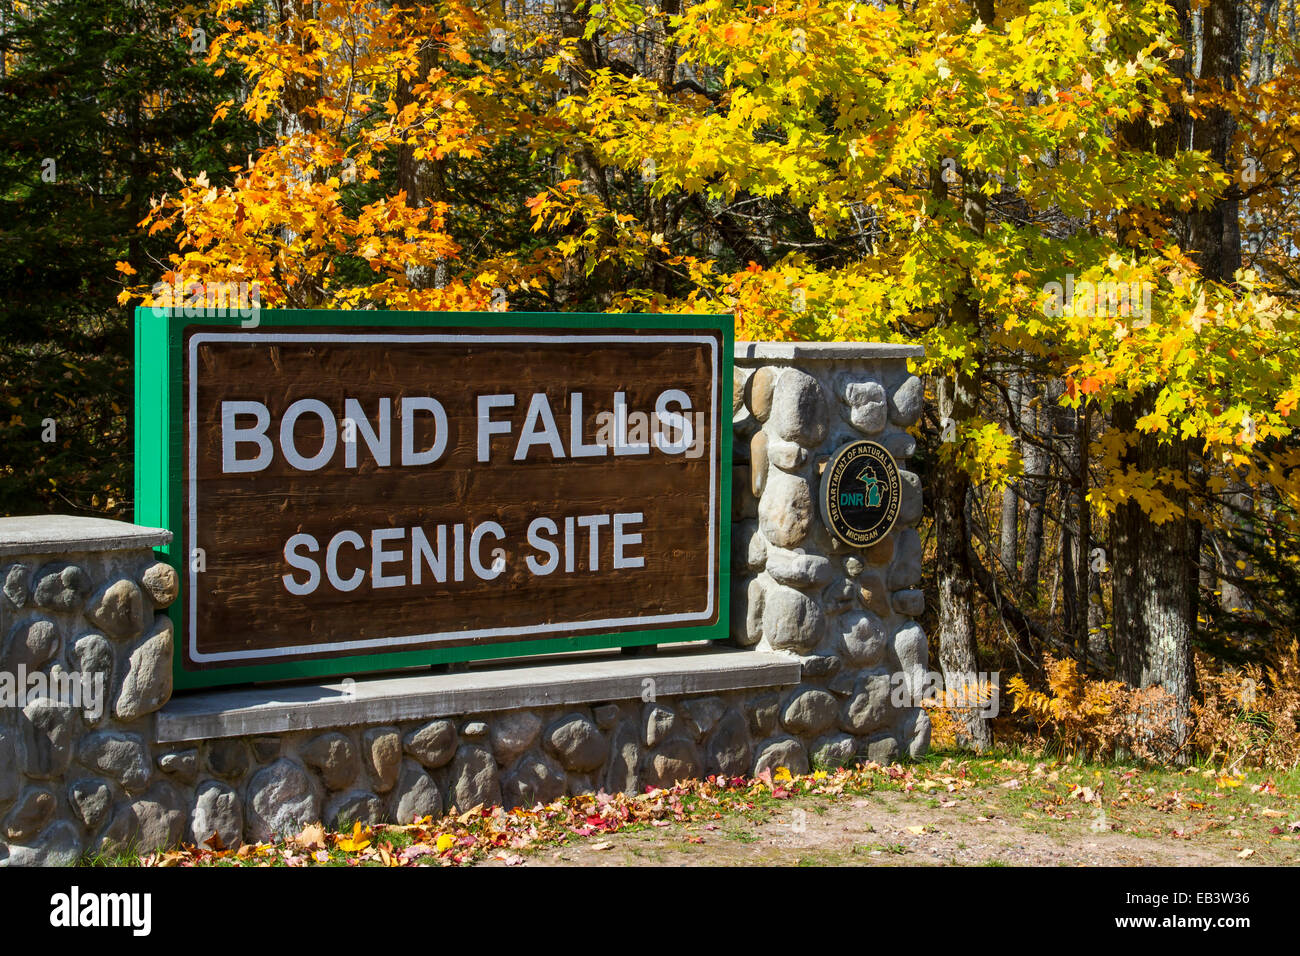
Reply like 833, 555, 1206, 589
0, 342, 927, 865
0, 520, 178, 865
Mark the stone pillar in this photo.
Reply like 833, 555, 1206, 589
731, 342, 930, 765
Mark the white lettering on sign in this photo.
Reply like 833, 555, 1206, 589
223, 391, 694, 474
221, 400, 273, 473
514, 392, 565, 461
612, 391, 649, 456
569, 393, 606, 458
476, 393, 515, 462
401, 397, 448, 466
281, 398, 337, 471
280, 513, 644, 596
343, 398, 390, 467
654, 388, 693, 454
221, 397, 449, 473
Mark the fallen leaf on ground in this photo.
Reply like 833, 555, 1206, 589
294, 824, 326, 850
336, 821, 372, 853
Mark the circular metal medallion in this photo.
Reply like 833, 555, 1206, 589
819, 440, 903, 548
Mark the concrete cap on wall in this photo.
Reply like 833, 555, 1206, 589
735, 341, 925, 362
0, 515, 172, 557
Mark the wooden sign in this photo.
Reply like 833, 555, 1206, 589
135, 310, 732, 689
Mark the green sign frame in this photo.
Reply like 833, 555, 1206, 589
134, 307, 733, 691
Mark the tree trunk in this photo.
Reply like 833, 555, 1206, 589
394, 2, 447, 291
930, 21, 994, 744
921, 0, 998, 751
1074, 404, 1092, 652
1111, 393, 1194, 744
935, 363, 992, 751
1187, 0, 1242, 284
1087, 548, 1109, 662
276, 0, 324, 307
1055, 394, 1083, 647
1020, 378, 1049, 604
558, 0, 619, 307
999, 371, 1022, 577
1108, 0, 1238, 747
1218, 480, 1255, 612
1192, 0, 1249, 618
1060, 492, 1078, 645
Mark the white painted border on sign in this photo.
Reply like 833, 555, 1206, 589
187, 331, 720, 664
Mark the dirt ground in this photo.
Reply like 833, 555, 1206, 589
479, 761, 1300, 867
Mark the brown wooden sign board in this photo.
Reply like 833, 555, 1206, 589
135, 310, 732, 689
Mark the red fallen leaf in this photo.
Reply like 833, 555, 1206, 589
771, 788, 790, 799
686, 836, 705, 844
1270, 826, 1283, 835
401, 844, 437, 862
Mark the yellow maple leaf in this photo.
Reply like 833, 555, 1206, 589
336, 820, 372, 852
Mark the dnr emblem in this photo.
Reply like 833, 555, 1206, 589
842, 468, 882, 508
819, 440, 902, 548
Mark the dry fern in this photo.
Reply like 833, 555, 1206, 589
1006, 655, 1181, 763
1190, 640, 1300, 771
